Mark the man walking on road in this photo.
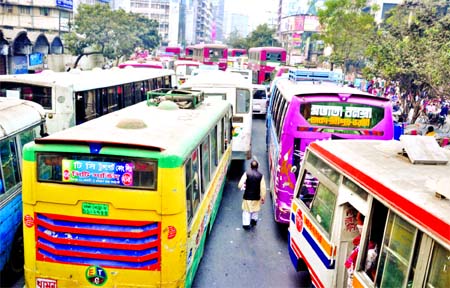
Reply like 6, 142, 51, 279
238, 160, 266, 230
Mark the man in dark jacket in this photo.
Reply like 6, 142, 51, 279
237, 160, 267, 230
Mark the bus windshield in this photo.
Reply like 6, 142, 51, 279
38, 153, 157, 189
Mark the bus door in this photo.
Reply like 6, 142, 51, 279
333, 178, 370, 288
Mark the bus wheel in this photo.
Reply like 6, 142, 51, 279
0, 226, 24, 286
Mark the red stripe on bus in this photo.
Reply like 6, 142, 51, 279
291, 237, 325, 288
37, 242, 161, 263
310, 142, 450, 246
37, 230, 157, 250
40, 213, 155, 226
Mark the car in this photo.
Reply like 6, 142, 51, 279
252, 84, 269, 115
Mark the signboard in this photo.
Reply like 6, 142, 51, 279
10, 56, 28, 74
62, 159, 134, 186
304, 15, 321, 32
308, 104, 373, 128
56, 0, 73, 9
29, 53, 43, 66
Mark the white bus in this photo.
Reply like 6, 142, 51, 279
288, 137, 450, 288
181, 70, 253, 160
0, 68, 175, 134
0, 98, 46, 285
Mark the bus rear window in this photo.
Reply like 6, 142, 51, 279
0, 82, 52, 109
37, 153, 157, 190
300, 102, 385, 129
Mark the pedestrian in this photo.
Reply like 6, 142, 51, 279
425, 126, 436, 137
237, 160, 266, 230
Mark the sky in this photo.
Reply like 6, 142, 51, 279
224, 0, 278, 30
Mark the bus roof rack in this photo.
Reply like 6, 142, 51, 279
288, 68, 343, 84
146, 88, 204, 109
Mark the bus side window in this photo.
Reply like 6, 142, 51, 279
309, 183, 336, 235
426, 242, 449, 288
294, 169, 318, 208
359, 199, 387, 282
0, 138, 21, 192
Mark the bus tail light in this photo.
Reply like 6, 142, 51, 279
168, 226, 176, 239
362, 130, 384, 136
297, 126, 319, 132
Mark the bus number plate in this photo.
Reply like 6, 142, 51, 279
82, 202, 109, 216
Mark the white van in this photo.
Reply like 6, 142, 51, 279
252, 84, 269, 115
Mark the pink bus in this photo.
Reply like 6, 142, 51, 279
228, 48, 247, 57
267, 77, 394, 224
248, 47, 287, 84
118, 60, 164, 69
180, 45, 195, 60
192, 43, 228, 71
165, 46, 181, 58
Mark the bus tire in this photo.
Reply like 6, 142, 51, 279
0, 225, 24, 286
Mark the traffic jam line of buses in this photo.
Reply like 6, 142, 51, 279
0, 45, 448, 288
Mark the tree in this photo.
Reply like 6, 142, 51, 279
225, 28, 248, 49
64, 4, 161, 64
317, 0, 378, 75
366, 1, 450, 95
246, 24, 280, 48
364, 0, 450, 121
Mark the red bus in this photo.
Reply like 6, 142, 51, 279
228, 48, 247, 57
192, 43, 228, 71
248, 47, 287, 84
180, 45, 195, 60
165, 46, 181, 58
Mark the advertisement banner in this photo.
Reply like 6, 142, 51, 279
56, 0, 73, 9
304, 15, 321, 32
29, 53, 43, 66
10, 56, 28, 74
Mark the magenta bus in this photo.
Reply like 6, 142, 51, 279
267, 78, 394, 224
228, 48, 247, 57
118, 60, 164, 69
248, 47, 287, 84
165, 46, 181, 58
192, 43, 228, 71
181, 45, 195, 60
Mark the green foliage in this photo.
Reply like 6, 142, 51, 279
225, 28, 248, 49
317, 0, 377, 74
246, 24, 280, 47
63, 4, 160, 60
365, 0, 450, 99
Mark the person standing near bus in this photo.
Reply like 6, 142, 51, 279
238, 160, 266, 230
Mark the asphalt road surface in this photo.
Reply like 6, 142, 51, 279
192, 116, 311, 288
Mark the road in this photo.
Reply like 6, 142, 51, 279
9, 117, 310, 288
192, 116, 310, 288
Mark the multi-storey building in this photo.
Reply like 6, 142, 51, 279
0, 0, 70, 74
183, 0, 212, 45
210, 0, 224, 42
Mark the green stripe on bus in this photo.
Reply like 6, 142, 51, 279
23, 143, 185, 168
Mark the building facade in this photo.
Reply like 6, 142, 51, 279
223, 12, 249, 39
0, 0, 69, 74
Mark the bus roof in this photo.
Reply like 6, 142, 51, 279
0, 68, 174, 92
36, 99, 231, 157
180, 70, 251, 88
249, 47, 286, 52
275, 78, 387, 102
118, 60, 164, 69
174, 60, 200, 67
0, 97, 45, 139
194, 43, 227, 49
308, 139, 450, 248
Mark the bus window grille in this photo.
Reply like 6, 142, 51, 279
35, 213, 161, 270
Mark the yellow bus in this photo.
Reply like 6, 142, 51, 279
22, 90, 233, 287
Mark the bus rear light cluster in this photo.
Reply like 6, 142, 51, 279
362, 130, 384, 136
297, 126, 319, 132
